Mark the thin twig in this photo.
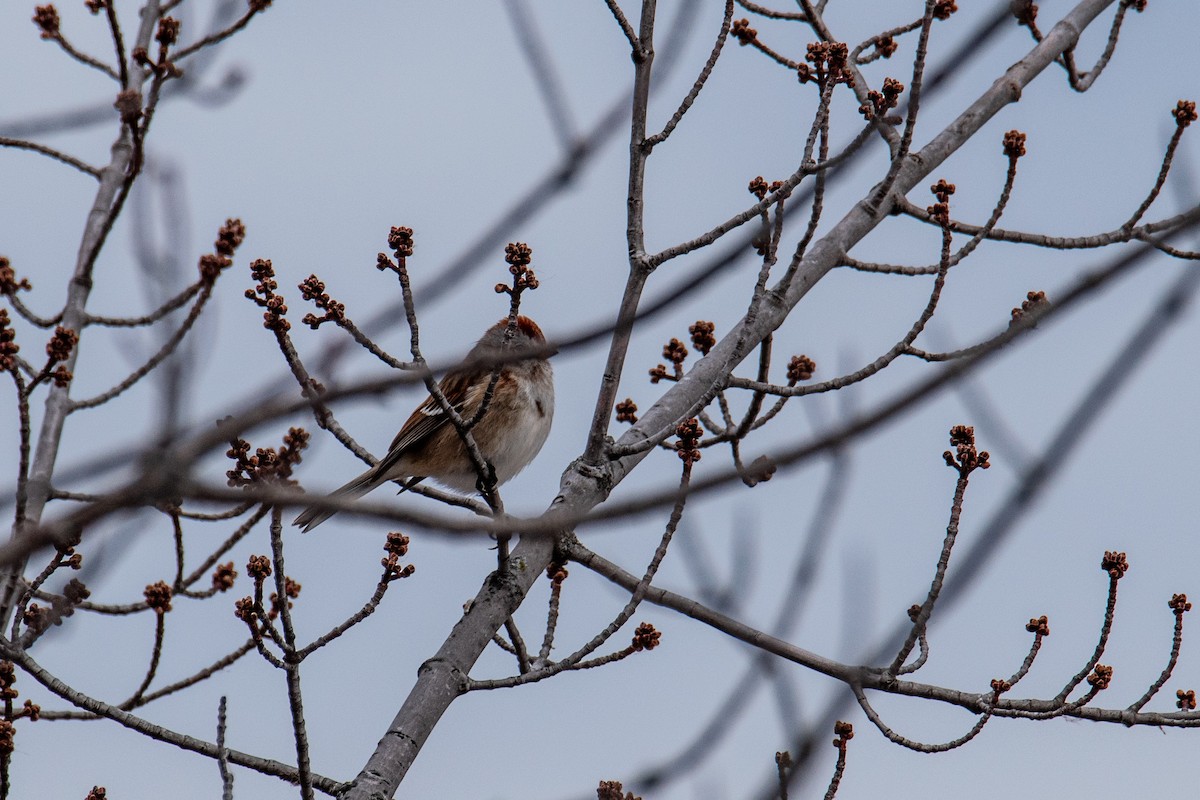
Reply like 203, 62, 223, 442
296, 574, 399, 660
502, 617, 532, 674
865, 0, 938, 205
735, 0, 807, 21
581, 0, 658, 464
85, 281, 202, 327
45, 30, 119, 80
645, 0, 733, 149
119, 610, 167, 709
1126, 600, 1188, 713
102, 0, 129, 87
176, 501, 257, 521
327, 315, 412, 371
889, 438, 986, 676
1122, 118, 1189, 232
603, 0, 641, 50
174, 4, 268, 60
269, 510, 314, 800
853, 683, 999, 752
144, 639, 255, 707
469, 456, 691, 691
1, 641, 345, 794
6, 295, 61, 329
180, 504, 270, 589
0, 137, 102, 178
1052, 570, 1121, 705
218, 696, 233, 800
69, 283, 214, 410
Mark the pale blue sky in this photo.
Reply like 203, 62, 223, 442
2, 2, 1199, 799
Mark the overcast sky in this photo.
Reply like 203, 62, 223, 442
3, 2, 1200, 799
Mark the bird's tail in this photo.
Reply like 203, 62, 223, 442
293, 466, 384, 533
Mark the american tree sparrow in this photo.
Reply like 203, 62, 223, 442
294, 315, 554, 532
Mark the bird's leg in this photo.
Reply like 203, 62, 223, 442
475, 460, 499, 496
476, 459, 514, 570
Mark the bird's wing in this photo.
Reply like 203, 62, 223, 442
373, 370, 482, 478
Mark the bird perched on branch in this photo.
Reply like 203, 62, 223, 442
294, 315, 554, 532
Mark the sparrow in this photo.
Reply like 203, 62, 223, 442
293, 315, 554, 532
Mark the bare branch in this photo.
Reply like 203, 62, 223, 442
603, 0, 641, 51
0, 137, 101, 178
1, 640, 346, 794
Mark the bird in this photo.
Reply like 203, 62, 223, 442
293, 315, 554, 532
